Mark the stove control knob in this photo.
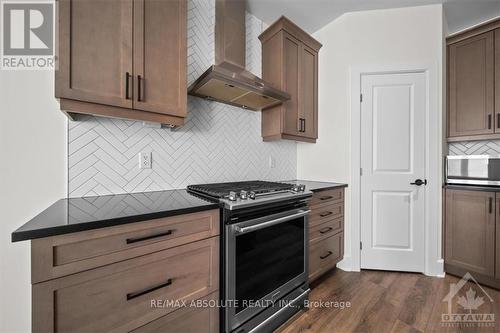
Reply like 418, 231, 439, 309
240, 190, 248, 200
228, 191, 238, 201
292, 185, 300, 192
249, 191, 256, 200
298, 184, 306, 192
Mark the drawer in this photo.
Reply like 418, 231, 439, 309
132, 292, 219, 333
309, 202, 343, 228
309, 232, 343, 281
310, 188, 344, 207
32, 237, 219, 333
309, 217, 343, 244
31, 209, 219, 283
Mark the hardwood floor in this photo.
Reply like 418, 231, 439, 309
279, 269, 500, 333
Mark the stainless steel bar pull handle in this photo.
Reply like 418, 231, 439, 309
234, 210, 310, 234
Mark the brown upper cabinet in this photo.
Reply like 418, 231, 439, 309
447, 19, 500, 142
55, 0, 187, 126
259, 17, 322, 143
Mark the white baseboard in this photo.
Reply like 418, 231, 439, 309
337, 256, 360, 272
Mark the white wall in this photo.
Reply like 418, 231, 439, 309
0, 71, 67, 332
297, 4, 444, 270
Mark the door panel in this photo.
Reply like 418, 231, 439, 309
360, 72, 426, 272
282, 33, 300, 136
448, 31, 494, 136
445, 190, 495, 277
301, 44, 317, 139
56, 0, 133, 108
372, 191, 412, 249
133, 0, 187, 116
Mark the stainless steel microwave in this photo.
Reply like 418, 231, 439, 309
446, 155, 500, 186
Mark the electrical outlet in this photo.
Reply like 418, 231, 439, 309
139, 152, 152, 169
269, 156, 276, 169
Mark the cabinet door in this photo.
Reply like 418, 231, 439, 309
445, 190, 495, 277
300, 44, 318, 139
495, 29, 500, 131
282, 33, 301, 136
496, 194, 500, 279
448, 31, 494, 137
131, 292, 219, 333
133, 0, 187, 117
56, 0, 133, 108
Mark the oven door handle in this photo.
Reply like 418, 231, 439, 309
234, 210, 310, 234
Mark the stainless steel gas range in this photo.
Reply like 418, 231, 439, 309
187, 181, 312, 333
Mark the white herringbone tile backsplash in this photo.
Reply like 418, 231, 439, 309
448, 140, 500, 156
68, 0, 297, 197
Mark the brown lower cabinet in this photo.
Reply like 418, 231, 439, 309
31, 210, 220, 333
308, 188, 345, 282
444, 188, 500, 288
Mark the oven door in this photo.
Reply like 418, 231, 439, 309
225, 208, 309, 332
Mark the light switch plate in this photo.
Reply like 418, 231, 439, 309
139, 152, 152, 169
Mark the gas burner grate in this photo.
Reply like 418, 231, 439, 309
187, 181, 294, 199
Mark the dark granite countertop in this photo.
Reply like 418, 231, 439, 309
11, 189, 220, 242
284, 180, 348, 192
443, 183, 500, 192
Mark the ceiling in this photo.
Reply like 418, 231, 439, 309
247, 0, 500, 35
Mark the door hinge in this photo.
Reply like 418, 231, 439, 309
360, 168, 363, 176
360, 242, 362, 250
360, 94, 363, 102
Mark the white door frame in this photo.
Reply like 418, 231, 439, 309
347, 63, 444, 277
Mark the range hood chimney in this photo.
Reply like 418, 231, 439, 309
188, 0, 290, 111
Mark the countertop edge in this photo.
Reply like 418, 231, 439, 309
309, 184, 348, 192
11, 203, 220, 243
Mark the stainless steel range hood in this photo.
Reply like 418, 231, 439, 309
188, 0, 290, 111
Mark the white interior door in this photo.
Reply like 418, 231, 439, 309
360, 72, 426, 272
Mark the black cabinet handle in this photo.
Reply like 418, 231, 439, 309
497, 114, 500, 129
320, 251, 333, 259
298, 118, 305, 132
126, 230, 173, 244
138, 75, 143, 102
302, 118, 306, 132
488, 114, 492, 129
319, 211, 333, 218
489, 197, 493, 214
320, 195, 333, 201
125, 72, 131, 100
126, 278, 172, 301
319, 227, 333, 234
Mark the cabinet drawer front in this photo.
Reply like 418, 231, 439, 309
132, 292, 219, 333
309, 233, 343, 281
310, 189, 344, 206
32, 210, 219, 283
309, 202, 343, 227
309, 218, 343, 244
33, 237, 219, 333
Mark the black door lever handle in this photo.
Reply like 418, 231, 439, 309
410, 179, 427, 186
